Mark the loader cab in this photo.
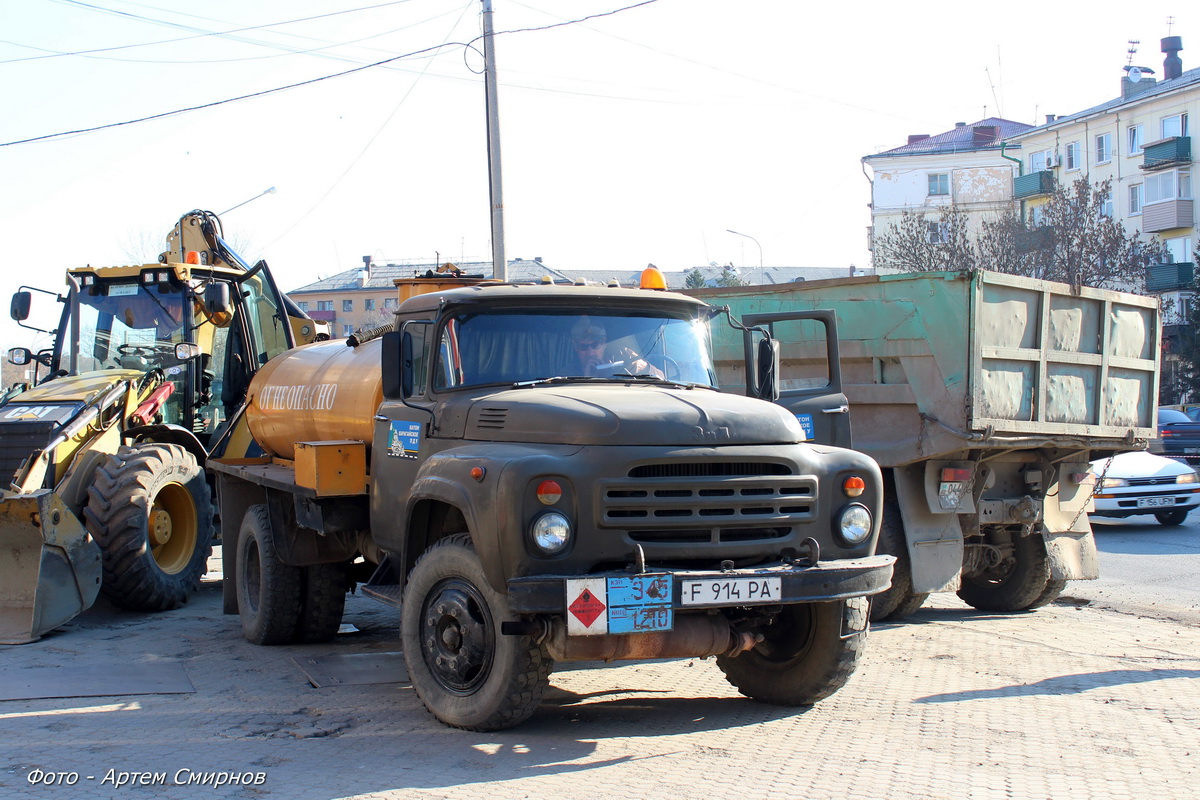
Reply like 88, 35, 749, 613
35, 262, 298, 444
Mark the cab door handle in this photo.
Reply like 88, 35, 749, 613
822, 405, 849, 414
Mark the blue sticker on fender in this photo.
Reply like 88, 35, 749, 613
388, 421, 421, 458
795, 413, 814, 440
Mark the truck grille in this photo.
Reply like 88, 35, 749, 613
601, 461, 816, 544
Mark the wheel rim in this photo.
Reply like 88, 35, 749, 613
243, 539, 262, 614
751, 604, 816, 668
149, 483, 198, 574
420, 578, 495, 694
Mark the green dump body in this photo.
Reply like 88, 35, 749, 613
690, 270, 1160, 466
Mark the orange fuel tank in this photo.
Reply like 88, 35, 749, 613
245, 338, 383, 460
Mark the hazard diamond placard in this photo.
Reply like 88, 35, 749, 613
566, 578, 608, 635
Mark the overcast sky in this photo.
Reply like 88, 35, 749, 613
1, 0, 1193, 350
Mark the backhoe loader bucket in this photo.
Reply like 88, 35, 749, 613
0, 490, 102, 644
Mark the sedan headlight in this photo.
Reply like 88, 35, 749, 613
1177, 472, 1199, 485
530, 511, 572, 555
836, 504, 872, 546
1100, 477, 1129, 488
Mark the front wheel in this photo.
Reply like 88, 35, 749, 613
956, 532, 1051, 612
401, 534, 552, 731
716, 597, 868, 706
84, 443, 213, 611
1155, 508, 1189, 526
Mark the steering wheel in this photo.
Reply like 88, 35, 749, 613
647, 355, 682, 381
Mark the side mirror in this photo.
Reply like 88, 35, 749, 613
10, 291, 31, 322
381, 331, 404, 398
8, 347, 31, 366
174, 343, 203, 361
204, 283, 233, 316
756, 337, 780, 402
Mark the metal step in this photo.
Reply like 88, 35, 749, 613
360, 583, 403, 608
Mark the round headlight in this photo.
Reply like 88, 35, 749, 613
837, 504, 872, 546
531, 512, 572, 555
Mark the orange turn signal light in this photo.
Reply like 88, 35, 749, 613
843, 476, 866, 497
536, 479, 563, 505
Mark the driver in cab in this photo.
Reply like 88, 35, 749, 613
569, 317, 664, 379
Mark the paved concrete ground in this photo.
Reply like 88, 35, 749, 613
2, 560, 1198, 800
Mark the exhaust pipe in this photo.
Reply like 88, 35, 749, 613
543, 613, 761, 663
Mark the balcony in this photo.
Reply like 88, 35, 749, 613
1146, 262, 1195, 293
1013, 170, 1054, 199
1143, 199, 1194, 232
1141, 136, 1191, 170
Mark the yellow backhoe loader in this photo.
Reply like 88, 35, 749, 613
0, 210, 324, 643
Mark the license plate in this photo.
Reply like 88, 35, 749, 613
1186, 448, 1200, 454
681, 577, 782, 606
1137, 496, 1175, 508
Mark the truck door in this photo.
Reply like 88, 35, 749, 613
740, 310, 851, 449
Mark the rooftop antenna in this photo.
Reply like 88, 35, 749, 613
1126, 39, 1139, 67
1168, 16, 1175, 35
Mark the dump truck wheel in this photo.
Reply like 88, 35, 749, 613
402, 534, 552, 731
84, 443, 213, 612
293, 562, 350, 644
1026, 578, 1067, 609
236, 504, 302, 645
956, 532, 1050, 612
716, 596, 868, 706
868, 499, 928, 621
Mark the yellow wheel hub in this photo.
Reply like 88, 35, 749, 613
149, 483, 198, 575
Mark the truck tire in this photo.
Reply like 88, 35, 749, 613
294, 562, 350, 644
236, 504, 302, 645
84, 443, 213, 612
716, 596, 868, 706
956, 532, 1050, 612
1026, 578, 1067, 609
868, 499, 928, 621
401, 534, 552, 731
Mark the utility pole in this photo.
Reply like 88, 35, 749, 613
482, 0, 506, 281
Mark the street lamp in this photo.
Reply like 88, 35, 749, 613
220, 186, 277, 216
726, 229, 763, 283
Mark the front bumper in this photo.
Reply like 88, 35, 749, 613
506, 554, 895, 616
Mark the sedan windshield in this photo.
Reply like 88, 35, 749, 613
434, 308, 717, 389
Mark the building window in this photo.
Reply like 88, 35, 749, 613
926, 221, 948, 244
1030, 150, 1052, 172
1029, 204, 1047, 226
383, 297, 398, 309
316, 300, 334, 311
927, 173, 949, 196
297, 301, 309, 312
1065, 142, 1080, 171
1099, 190, 1113, 218
1127, 124, 1144, 155
342, 299, 353, 312
364, 298, 376, 311
1129, 183, 1143, 215
1145, 169, 1192, 205
1162, 112, 1189, 140
1095, 133, 1113, 164
1162, 236, 1194, 264
341, 324, 355, 337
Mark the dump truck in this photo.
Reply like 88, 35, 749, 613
208, 270, 895, 731
688, 270, 1159, 620
0, 210, 323, 644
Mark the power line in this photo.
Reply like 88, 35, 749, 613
1, 0, 663, 148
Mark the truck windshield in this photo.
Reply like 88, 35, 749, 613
434, 308, 717, 389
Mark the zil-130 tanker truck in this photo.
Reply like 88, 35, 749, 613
207, 269, 895, 731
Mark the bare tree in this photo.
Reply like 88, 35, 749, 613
872, 206, 977, 273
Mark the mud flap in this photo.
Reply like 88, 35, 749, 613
0, 490, 103, 644
1041, 465, 1100, 581
892, 465, 963, 594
